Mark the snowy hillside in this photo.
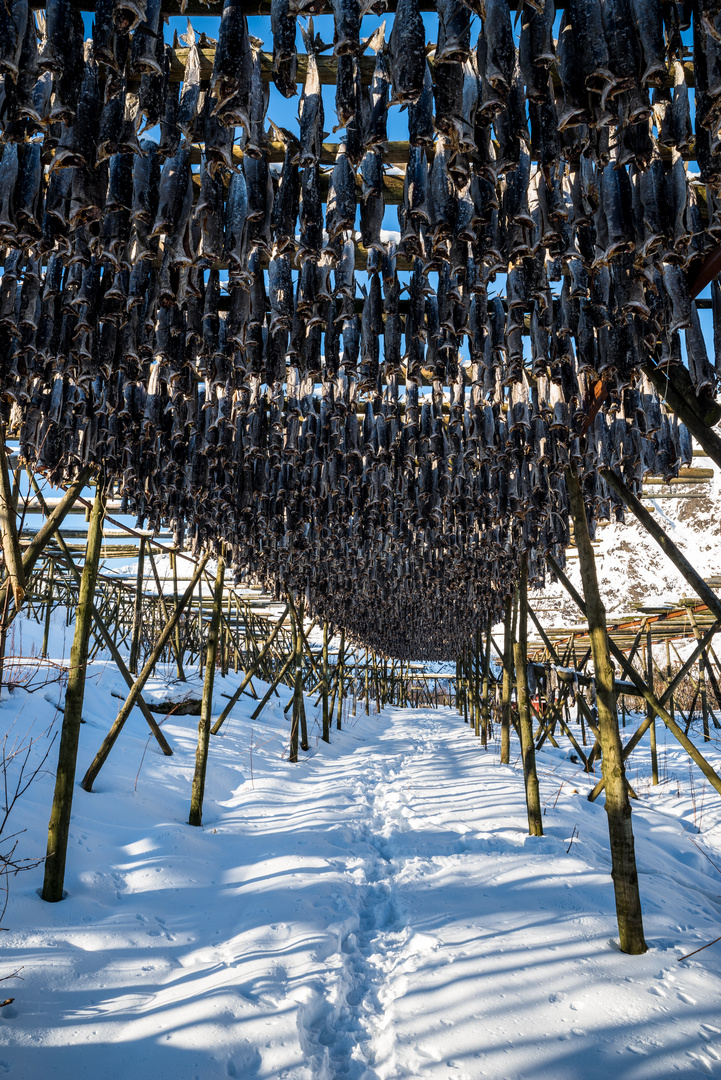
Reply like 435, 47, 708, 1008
0, 615, 720, 1078
531, 450, 721, 630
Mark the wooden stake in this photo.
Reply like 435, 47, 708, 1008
289, 600, 302, 762
171, 551, 185, 681
513, 558, 543, 837
30, 477, 172, 756
129, 537, 146, 675
365, 650, 370, 715
42, 486, 106, 902
481, 614, 492, 748
566, 466, 646, 955
80, 554, 209, 792
0, 434, 25, 609
322, 621, 330, 741
212, 604, 289, 733
500, 594, 514, 765
189, 557, 225, 826
250, 650, 294, 721
41, 557, 55, 658
646, 628, 659, 783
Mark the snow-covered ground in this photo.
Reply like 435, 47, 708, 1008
0, 629, 721, 1079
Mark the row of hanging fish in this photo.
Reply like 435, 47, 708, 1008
0, 235, 697, 657
0, 0, 717, 658
2, 0, 721, 172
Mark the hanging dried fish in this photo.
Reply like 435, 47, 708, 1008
388, 0, 426, 104
299, 19, 326, 167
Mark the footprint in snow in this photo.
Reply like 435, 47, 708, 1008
226, 1041, 261, 1077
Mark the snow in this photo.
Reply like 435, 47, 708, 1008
532, 453, 721, 628
1, 619, 721, 1079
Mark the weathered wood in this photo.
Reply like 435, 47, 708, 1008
500, 594, 515, 765
80, 554, 209, 792
212, 604, 289, 732
0, 434, 25, 609
30, 482, 173, 757
548, 554, 721, 797
128, 537, 146, 675
147, 544, 187, 682
322, 621, 330, 742
42, 487, 106, 903
1, 469, 91, 624
250, 650, 295, 722
566, 466, 647, 955
189, 557, 224, 826
642, 365, 721, 467
481, 614, 492, 748
646, 628, 659, 783
41, 557, 54, 659
514, 559, 543, 837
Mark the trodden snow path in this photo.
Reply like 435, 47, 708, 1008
2, 668, 721, 1079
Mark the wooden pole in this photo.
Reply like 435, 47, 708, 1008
189, 557, 225, 826
147, 544, 186, 681
41, 557, 55, 658
500, 594, 514, 765
29, 478, 172, 755
513, 558, 543, 837
296, 598, 309, 751
289, 601, 302, 762
365, 650, 370, 715
646, 627, 659, 783
42, 486, 106, 902
566, 465, 646, 955
171, 551, 185, 682
197, 577, 204, 677
0, 433, 25, 609
80, 554, 210, 792
322, 621, 330, 741
642, 362, 721, 473
549, 553, 721, 798
481, 613, 492, 748
128, 536, 146, 675
250, 650, 295, 721
212, 604, 289, 733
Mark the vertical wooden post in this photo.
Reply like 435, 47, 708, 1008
365, 649, 370, 715
646, 626, 659, 784
700, 647, 710, 741
42, 485, 106, 902
481, 613, 492, 748
337, 630, 346, 730
0, 433, 25, 611
42, 557, 55, 658
352, 659, 357, 715
513, 558, 543, 837
322, 620, 330, 741
567, 465, 646, 955
500, 594, 514, 765
472, 637, 480, 736
171, 551, 185, 681
129, 536, 145, 675
666, 639, 674, 723
81, 554, 210, 790
197, 577, 204, 677
189, 556, 225, 827
297, 599, 309, 750
289, 600, 303, 763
